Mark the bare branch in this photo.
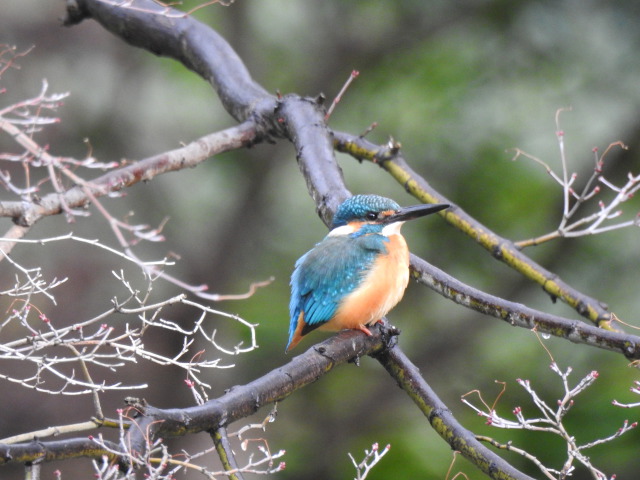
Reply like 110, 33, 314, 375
510, 113, 637, 246
0, 257, 258, 396
464, 358, 636, 479
348, 442, 390, 480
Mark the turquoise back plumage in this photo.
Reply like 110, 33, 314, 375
288, 227, 390, 347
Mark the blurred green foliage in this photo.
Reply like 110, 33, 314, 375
2, 1, 640, 478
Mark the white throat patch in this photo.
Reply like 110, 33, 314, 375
381, 221, 404, 236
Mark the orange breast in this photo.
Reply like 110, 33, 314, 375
321, 234, 410, 332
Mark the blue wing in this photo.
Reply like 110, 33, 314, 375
288, 232, 389, 347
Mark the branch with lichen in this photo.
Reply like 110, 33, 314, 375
333, 130, 618, 330
409, 254, 640, 359
374, 344, 536, 480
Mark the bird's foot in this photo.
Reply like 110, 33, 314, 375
357, 325, 373, 336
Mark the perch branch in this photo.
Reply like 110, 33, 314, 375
0, 327, 532, 480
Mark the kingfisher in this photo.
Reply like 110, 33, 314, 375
286, 194, 449, 351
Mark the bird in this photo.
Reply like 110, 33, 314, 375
286, 194, 449, 351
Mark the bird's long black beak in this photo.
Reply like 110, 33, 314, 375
383, 203, 449, 224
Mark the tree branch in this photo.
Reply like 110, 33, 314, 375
123, 327, 388, 457
63, 0, 272, 123
0, 438, 121, 466
0, 121, 257, 230
410, 254, 640, 359
333, 130, 615, 329
61, 0, 352, 225
278, 95, 351, 224
0, 328, 534, 480
374, 346, 536, 480
211, 427, 244, 480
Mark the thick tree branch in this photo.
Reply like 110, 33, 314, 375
333, 131, 614, 329
374, 346, 536, 480
410, 254, 640, 359
123, 327, 388, 456
278, 95, 351, 224
0, 328, 533, 480
61, 0, 349, 224
63, 0, 272, 123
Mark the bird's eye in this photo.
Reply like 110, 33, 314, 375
365, 212, 378, 221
